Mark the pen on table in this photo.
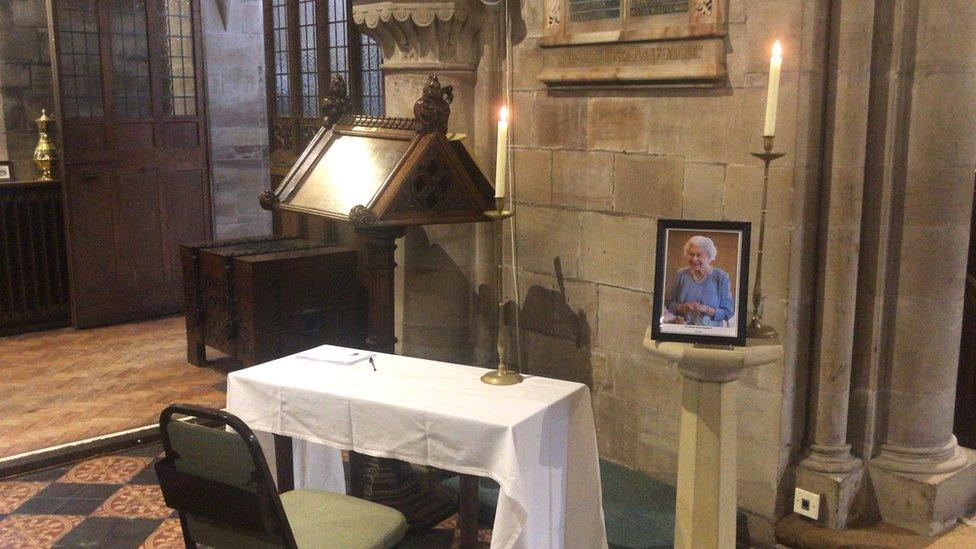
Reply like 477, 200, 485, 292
369, 356, 377, 372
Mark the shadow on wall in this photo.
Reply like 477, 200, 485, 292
401, 226, 475, 364
504, 258, 593, 386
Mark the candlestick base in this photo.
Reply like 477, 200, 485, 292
481, 367, 524, 385
484, 196, 513, 220
750, 151, 786, 163
484, 209, 513, 220
747, 315, 779, 339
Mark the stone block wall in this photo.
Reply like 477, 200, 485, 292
0, 0, 54, 181
502, 0, 831, 542
200, 0, 271, 238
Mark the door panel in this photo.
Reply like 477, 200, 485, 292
158, 122, 199, 148
54, 0, 212, 327
160, 169, 209, 302
112, 171, 165, 288
117, 124, 155, 149
66, 169, 117, 303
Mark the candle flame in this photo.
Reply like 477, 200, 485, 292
772, 40, 783, 58
499, 106, 509, 122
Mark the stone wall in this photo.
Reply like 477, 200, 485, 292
200, 0, 271, 238
502, 0, 830, 542
0, 0, 54, 181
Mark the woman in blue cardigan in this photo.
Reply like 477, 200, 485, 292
665, 235, 735, 327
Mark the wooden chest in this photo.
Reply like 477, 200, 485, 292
180, 236, 366, 367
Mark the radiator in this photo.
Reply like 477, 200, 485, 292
0, 182, 71, 336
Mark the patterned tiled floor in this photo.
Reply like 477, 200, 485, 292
0, 445, 490, 548
0, 445, 181, 548
0, 316, 233, 459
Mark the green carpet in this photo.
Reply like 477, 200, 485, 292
444, 459, 675, 548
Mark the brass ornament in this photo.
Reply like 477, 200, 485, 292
33, 109, 58, 182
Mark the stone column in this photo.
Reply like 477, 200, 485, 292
795, 0, 873, 529
200, 0, 271, 238
865, 0, 976, 536
353, 0, 495, 366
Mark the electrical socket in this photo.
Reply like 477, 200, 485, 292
793, 488, 821, 520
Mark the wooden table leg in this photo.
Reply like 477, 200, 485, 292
458, 474, 479, 548
348, 451, 365, 498
273, 434, 294, 493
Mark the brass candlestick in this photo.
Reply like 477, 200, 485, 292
747, 136, 785, 339
481, 196, 523, 385
33, 109, 58, 182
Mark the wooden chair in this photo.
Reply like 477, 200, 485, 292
156, 404, 407, 548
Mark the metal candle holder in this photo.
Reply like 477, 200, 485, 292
747, 136, 785, 339
481, 196, 523, 385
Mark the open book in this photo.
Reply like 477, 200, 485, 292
296, 344, 376, 365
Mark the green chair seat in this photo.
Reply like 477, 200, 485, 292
156, 405, 408, 549
281, 489, 407, 549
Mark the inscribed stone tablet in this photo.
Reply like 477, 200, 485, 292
540, 0, 727, 88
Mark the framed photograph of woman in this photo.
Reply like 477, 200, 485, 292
651, 219, 751, 346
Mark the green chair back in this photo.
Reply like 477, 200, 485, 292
156, 403, 298, 549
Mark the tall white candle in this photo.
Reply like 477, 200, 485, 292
763, 40, 783, 137
494, 106, 509, 199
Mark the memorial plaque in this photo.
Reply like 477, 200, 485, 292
540, 0, 727, 88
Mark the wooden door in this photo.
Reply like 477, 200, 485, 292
52, 0, 211, 327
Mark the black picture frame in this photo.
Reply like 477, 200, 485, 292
651, 219, 751, 347
0, 161, 12, 181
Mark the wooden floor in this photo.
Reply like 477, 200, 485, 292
0, 316, 233, 460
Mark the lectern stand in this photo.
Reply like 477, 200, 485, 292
642, 327, 782, 549
260, 75, 496, 531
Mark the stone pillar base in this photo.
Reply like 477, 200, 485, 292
868, 447, 976, 536
795, 462, 864, 529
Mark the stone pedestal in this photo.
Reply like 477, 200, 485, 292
795, 463, 864, 530
869, 447, 976, 536
643, 328, 783, 549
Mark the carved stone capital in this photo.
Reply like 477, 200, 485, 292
352, 0, 486, 71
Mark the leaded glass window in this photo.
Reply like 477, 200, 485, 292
265, 0, 385, 160
272, 0, 290, 117
326, 0, 350, 88
299, 0, 319, 117
110, 0, 152, 118
360, 34, 383, 117
162, 0, 198, 116
55, 0, 104, 119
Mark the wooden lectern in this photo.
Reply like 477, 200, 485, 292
258, 74, 495, 530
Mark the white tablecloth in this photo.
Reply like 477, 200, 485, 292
225, 346, 608, 549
